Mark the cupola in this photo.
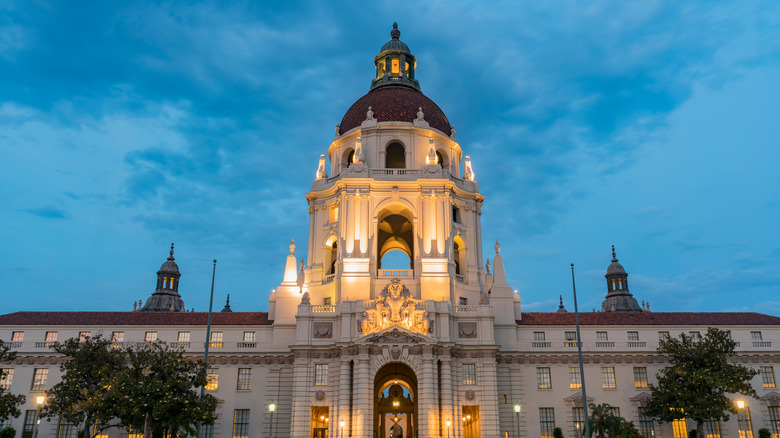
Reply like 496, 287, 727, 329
601, 246, 642, 312
371, 23, 419, 91
140, 243, 186, 312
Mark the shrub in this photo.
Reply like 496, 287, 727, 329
0, 426, 16, 438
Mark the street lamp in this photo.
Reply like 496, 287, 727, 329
446, 420, 451, 438
35, 395, 45, 438
514, 404, 521, 438
268, 402, 276, 438
339, 420, 345, 438
737, 400, 745, 409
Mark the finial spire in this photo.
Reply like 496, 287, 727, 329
290, 239, 295, 254
494, 240, 500, 255
391, 22, 400, 40
168, 243, 175, 260
611, 245, 617, 262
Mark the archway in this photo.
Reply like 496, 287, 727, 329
374, 362, 418, 438
386, 142, 406, 169
377, 211, 414, 270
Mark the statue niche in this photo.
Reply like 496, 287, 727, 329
360, 278, 432, 335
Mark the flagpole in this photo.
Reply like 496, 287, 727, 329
572, 263, 590, 438
197, 259, 217, 438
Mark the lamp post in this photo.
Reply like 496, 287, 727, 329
35, 395, 45, 438
446, 420, 451, 438
514, 404, 521, 438
339, 420, 345, 438
268, 402, 276, 438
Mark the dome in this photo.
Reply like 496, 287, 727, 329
606, 260, 626, 276
381, 39, 410, 53
339, 86, 452, 136
156, 243, 180, 275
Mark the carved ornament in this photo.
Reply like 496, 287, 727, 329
358, 279, 433, 335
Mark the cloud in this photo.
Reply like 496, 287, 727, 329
23, 207, 69, 219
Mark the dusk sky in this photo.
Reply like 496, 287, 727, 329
1, 1, 779, 315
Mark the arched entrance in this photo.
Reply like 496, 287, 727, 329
376, 206, 414, 270
374, 362, 418, 438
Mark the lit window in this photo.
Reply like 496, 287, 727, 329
627, 331, 640, 341
638, 407, 655, 438
601, 367, 616, 389
596, 332, 608, 341
737, 406, 753, 438
233, 409, 250, 438
127, 425, 143, 438
31, 368, 48, 390
315, 364, 328, 386
568, 367, 581, 389
205, 369, 218, 391
689, 331, 701, 341
329, 205, 339, 223
237, 368, 252, 390
391, 58, 400, 75
79, 331, 91, 341
761, 366, 776, 388
633, 367, 648, 388
463, 364, 476, 385
539, 408, 555, 438
145, 331, 157, 342
751, 331, 763, 341
704, 419, 720, 438
533, 332, 546, 342
565, 331, 577, 347
769, 407, 780, 438
210, 331, 223, 348
243, 332, 256, 342
58, 416, 77, 438
178, 331, 190, 342
459, 297, 468, 306
672, 419, 688, 438
323, 297, 332, 306
658, 331, 670, 340
45, 331, 58, 343
11, 331, 23, 342
111, 331, 124, 342
536, 367, 552, 389
0, 369, 13, 390
572, 407, 585, 436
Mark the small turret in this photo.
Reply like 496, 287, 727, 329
141, 244, 186, 312
600, 246, 642, 312
221, 294, 232, 312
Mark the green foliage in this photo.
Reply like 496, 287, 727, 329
758, 429, 771, 438
0, 426, 16, 438
39, 335, 126, 438
586, 403, 641, 438
554, 427, 565, 438
688, 430, 697, 438
111, 341, 218, 438
0, 341, 26, 423
644, 328, 759, 438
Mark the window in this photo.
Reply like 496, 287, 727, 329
762, 367, 777, 388
57, 416, 77, 438
596, 331, 608, 341
385, 142, 405, 169
329, 205, 339, 223
11, 331, 23, 342
145, 331, 157, 342
210, 331, 223, 348
45, 331, 58, 342
638, 407, 655, 438
536, 367, 552, 389
243, 332, 256, 342
31, 368, 48, 390
128, 426, 143, 438
569, 367, 582, 389
0, 369, 13, 390
323, 297, 332, 306
233, 409, 250, 438
565, 331, 577, 347
572, 407, 585, 436
672, 419, 688, 438
633, 367, 648, 388
111, 331, 124, 342
704, 419, 720, 438
198, 423, 215, 438
452, 206, 461, 223
539, 408, 555, 438
751, 331, 763, 341
601, 367, 616, 389
769, 406, 780, 438
689, 331, 701, 341
533, 332, 546, 342
315, 364, 328, 386
459, 297, 468, 306
628, 331, 640, 341
178, 331, 190, 342
23, 410, 37, 438
463, 364, 476, 385
205, 369, 218, 391
737, 406, 753, 438
658, 331, 670, 340
237, 368, 252, 390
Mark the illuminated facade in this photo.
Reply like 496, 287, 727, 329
1, 24, 780, 438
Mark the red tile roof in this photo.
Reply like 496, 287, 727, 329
518, 312, 780, 326
0, 312, 271, 326
340, 86, 451, 136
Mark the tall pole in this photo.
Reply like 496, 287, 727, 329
571, 263, 590, 438
196, 259, 217, 438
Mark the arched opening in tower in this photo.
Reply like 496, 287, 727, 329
377, 212, 414, 270
385, 142, 406, 169
374, 362, 418, 438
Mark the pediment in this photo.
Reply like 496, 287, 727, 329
761, 391, 780, 404
630, 392, 652, 403
358, 327, 432, 345
564, 392, 594, 407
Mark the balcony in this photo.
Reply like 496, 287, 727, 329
312, 305, 336, 313
753, 341, 772, 348
377, 269, 413, 278
323, 273, 336, 284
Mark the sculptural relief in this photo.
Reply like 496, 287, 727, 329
359, 279, 433, 335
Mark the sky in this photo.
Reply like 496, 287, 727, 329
1, 1, 779, 315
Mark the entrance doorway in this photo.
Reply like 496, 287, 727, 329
311, 406, 329, 438
374, 363, 418, 438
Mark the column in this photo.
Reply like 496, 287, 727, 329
290, 355, 311, 438
418, 347, 435, 437
355, 350, 371, 437
346, 194, 355, 254
479, 357, 501, 437
441, 355, 455, 437
337, 357, 351, 436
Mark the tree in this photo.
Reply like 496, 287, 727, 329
645, 328, 759, 438
39, 335, 126, 438
0, 340, 26, 423
111, 341, 218, 438
588, 403, 623, 438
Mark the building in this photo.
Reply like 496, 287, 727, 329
1, 23, 780, 438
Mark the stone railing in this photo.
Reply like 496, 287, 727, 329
323, 273, 336, 284
312, 305, 337, 313
377, 269, 413, 278
455, 305, 479, 313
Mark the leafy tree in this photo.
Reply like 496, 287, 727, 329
39, 335, 126, 438
0, 341, 26, 423
0, 426, 15, 438
758, 428, 771, 438
645, 328, 759, 438
111, 341, 218, 438
554, 427, 565, 438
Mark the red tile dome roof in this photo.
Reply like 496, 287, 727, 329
339, 86, 451, 136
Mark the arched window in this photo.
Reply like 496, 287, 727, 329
453, 237, 466, 276
385, 142, 406, 169
341, 148, 355, 171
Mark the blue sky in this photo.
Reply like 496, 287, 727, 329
1, 1, 779, 315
